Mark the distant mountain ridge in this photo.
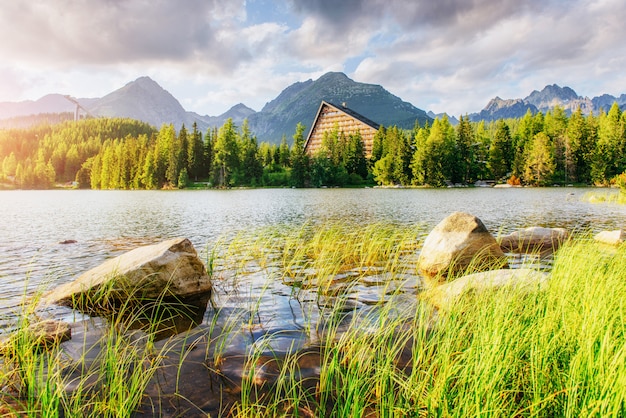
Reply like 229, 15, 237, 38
2, 76, 626, 142
470, 84, 626, 121
0, 73, 431, 143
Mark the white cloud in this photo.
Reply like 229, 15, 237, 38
1, 0, 626, 117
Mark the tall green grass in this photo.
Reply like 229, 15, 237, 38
583, 189, 626, 204
0, 283, 191, 417
2, 223, 626, 417
224, 227, 626, 417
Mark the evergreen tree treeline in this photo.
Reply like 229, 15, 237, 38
1, 103, 625, 189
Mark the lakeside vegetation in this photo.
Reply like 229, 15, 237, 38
1, 102, 626, 189
1, 223, 625, 416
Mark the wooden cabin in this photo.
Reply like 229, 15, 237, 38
304, 101, 380, 158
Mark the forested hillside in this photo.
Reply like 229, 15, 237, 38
1, 102, 625, 189
0, 118, 155, 188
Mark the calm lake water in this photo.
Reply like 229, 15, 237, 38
1, 187, 625, 331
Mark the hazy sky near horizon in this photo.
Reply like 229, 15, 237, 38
1, 0, 625, 117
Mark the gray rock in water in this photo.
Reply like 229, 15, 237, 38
594, 230, 625, 246
418, 212, 508, 279
499, 227, 569, 253
423, 268, 549, 309
41, 237, 211, 314
0, 320, 71, 356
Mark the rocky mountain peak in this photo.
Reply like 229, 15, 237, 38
250, 71, 431, 142
525, 84, 580, 110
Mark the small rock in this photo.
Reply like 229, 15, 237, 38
594, 230, 626, 246
0, 320, 71, 355
418, 212, 508, 279
423, 268, 549, 310
27, 319, 72, 345
59, 239, 77, 245
499, 227, 569, 253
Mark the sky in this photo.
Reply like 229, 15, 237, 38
0, 0, 625, 117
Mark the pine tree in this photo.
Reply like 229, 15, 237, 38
188, 122, 204, 181
203, 127, 215, 181
592, 103, 624, 183
410, 124, 430, 184
344, 131, 368, 180
371, 127, 385, 162
212, 119, 239, 187
488, 120, 512, 181
177, 125, 189, 183
290, 122, 308, 187
565, 108, 591, 183
2, 152, 17, 178
524, 132, 555, 186
278, 135, 291, 167
455, 115, 476, 184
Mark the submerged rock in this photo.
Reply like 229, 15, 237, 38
499, 227, 569, 253
0, 320, 71, 356
423, 268, 549, 309
27, 319, 72, 345
418, 212, 508, 279
594, 230, 626, 246
42, 237, 211, 315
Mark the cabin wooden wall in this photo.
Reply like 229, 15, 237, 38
305, 104, 377, 158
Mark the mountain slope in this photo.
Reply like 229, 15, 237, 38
471, 84, 625, 121
248, 72, 432, 143
200, 103, 256, 129
89, 76, 205, 129
0, 94, 84, 119
470, 97, 538, 122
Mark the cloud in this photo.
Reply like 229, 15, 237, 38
0, 67, 31, 101
347, 0, 626, 114
287, 0, 544, 36
1, 0, 626, 117
0, 0, 248, 69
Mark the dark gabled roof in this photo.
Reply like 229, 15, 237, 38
305, 101, 381, 143
325, 101, 380, 130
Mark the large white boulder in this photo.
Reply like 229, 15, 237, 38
42, 238, 211, 314
499, 227, 569, 253
418, 212, 508, 279
423, 268, 549, 309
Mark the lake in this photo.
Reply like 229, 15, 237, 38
1, 187, 625, 331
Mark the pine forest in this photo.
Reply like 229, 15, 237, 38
1, 103, 625, 190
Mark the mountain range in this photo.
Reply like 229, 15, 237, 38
0, 73, 429, 143
469, 84, 626, 122
0, 74, 624, 142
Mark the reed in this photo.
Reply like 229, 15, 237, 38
221, 226, 626, 417
0, 281, 188, 417
3, 223, 626, 417
583, 189, 626, 204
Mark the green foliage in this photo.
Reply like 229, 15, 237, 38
455, 115, 477, 183
524, 132, 556, 186
2, 103, 626, 188
488, 120, 513, 180
410, 118, 456, 186
613, 171, 626, 194
372, 125, 412, 185
213, 226, 626, 416
5, 227, 626, 415
290, 122, 309, 187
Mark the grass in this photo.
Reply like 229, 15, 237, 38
2, 223, 626, 416
0, 282, 195, 417
220, 225, 626, 417
583, 189, 626, 204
